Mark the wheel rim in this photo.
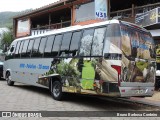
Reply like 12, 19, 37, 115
53, 84, 61, 98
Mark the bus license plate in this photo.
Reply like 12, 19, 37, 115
135, 89, 144, 94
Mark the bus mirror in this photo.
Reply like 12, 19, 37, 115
10, 46, 14, 52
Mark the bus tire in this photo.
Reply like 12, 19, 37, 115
6, 72, 14, 86
51, 81, 63, 101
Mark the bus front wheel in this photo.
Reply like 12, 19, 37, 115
51, 81, 63, 101
6, 72, 14, 86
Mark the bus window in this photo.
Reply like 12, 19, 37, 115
91, 27, 106, 56
103, 24, 121, 56
52, 35, 62, 57
6, 41, 17, 60
26, 39, 34, 57
69, 31, 82, 57
60, 32, 72, 57
14, 41, 21, 58
32, 37, 41, 57
44, 35, 55, 57
121, 24, 141, 59
79, 29, 94, 56
107, 24, 121, 46
38, 37, 47, 57
21, 40, 29, 57
18, 41, 24, 57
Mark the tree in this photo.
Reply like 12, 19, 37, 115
1, 26, 13, 52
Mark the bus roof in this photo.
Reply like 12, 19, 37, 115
120, 21, 148, 33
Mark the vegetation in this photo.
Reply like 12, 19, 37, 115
0, 12, 18, 27
0, 9, 32, 27
57, 61, 80, 77
0, 9, 32, 51
0, 26, 13, 52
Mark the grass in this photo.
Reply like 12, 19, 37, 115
81, 61, 95, 90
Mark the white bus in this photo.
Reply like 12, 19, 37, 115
4, 20, 156, 100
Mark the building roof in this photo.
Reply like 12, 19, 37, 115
14, 0, 77, 19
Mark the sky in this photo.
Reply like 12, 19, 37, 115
0, 0, 59, 12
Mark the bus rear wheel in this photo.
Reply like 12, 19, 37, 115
6, 72, 14, 86
51, 81, 63, 101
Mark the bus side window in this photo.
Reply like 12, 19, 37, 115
69, 31, 82, 57
26, 39, 34, 58
18, 41, 24, 58
52, 34, 62, 57
32, 37, 41, 57
38, 37, 47, 57
14, 41, 21, 58
79, 29, 94, 56
91, 27, 106, 56
103, 24, 121, 56
6, 41, 17, 60
60, 32, 72, 57
21, 40, 29, 58
44, 35, 55, 57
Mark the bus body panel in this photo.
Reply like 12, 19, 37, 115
4, 58, 53, 88
36, 57, 120, 95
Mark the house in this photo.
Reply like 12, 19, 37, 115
12, 0, 160, 41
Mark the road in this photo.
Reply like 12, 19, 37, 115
0, 80, 160, 120
0, 79, 160, 119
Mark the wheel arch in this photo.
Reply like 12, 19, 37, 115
5, 69, 11, 79
49, 75, 62, 91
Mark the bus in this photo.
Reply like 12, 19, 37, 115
155, 40, 160, 88
3, 20, 156, 100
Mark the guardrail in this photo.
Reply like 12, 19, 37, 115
31, 21, 71, 36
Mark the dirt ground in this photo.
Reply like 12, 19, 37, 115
145, 91, 160, 102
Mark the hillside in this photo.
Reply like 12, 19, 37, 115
0, 9, 32, 28
0, 12, 19, 27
